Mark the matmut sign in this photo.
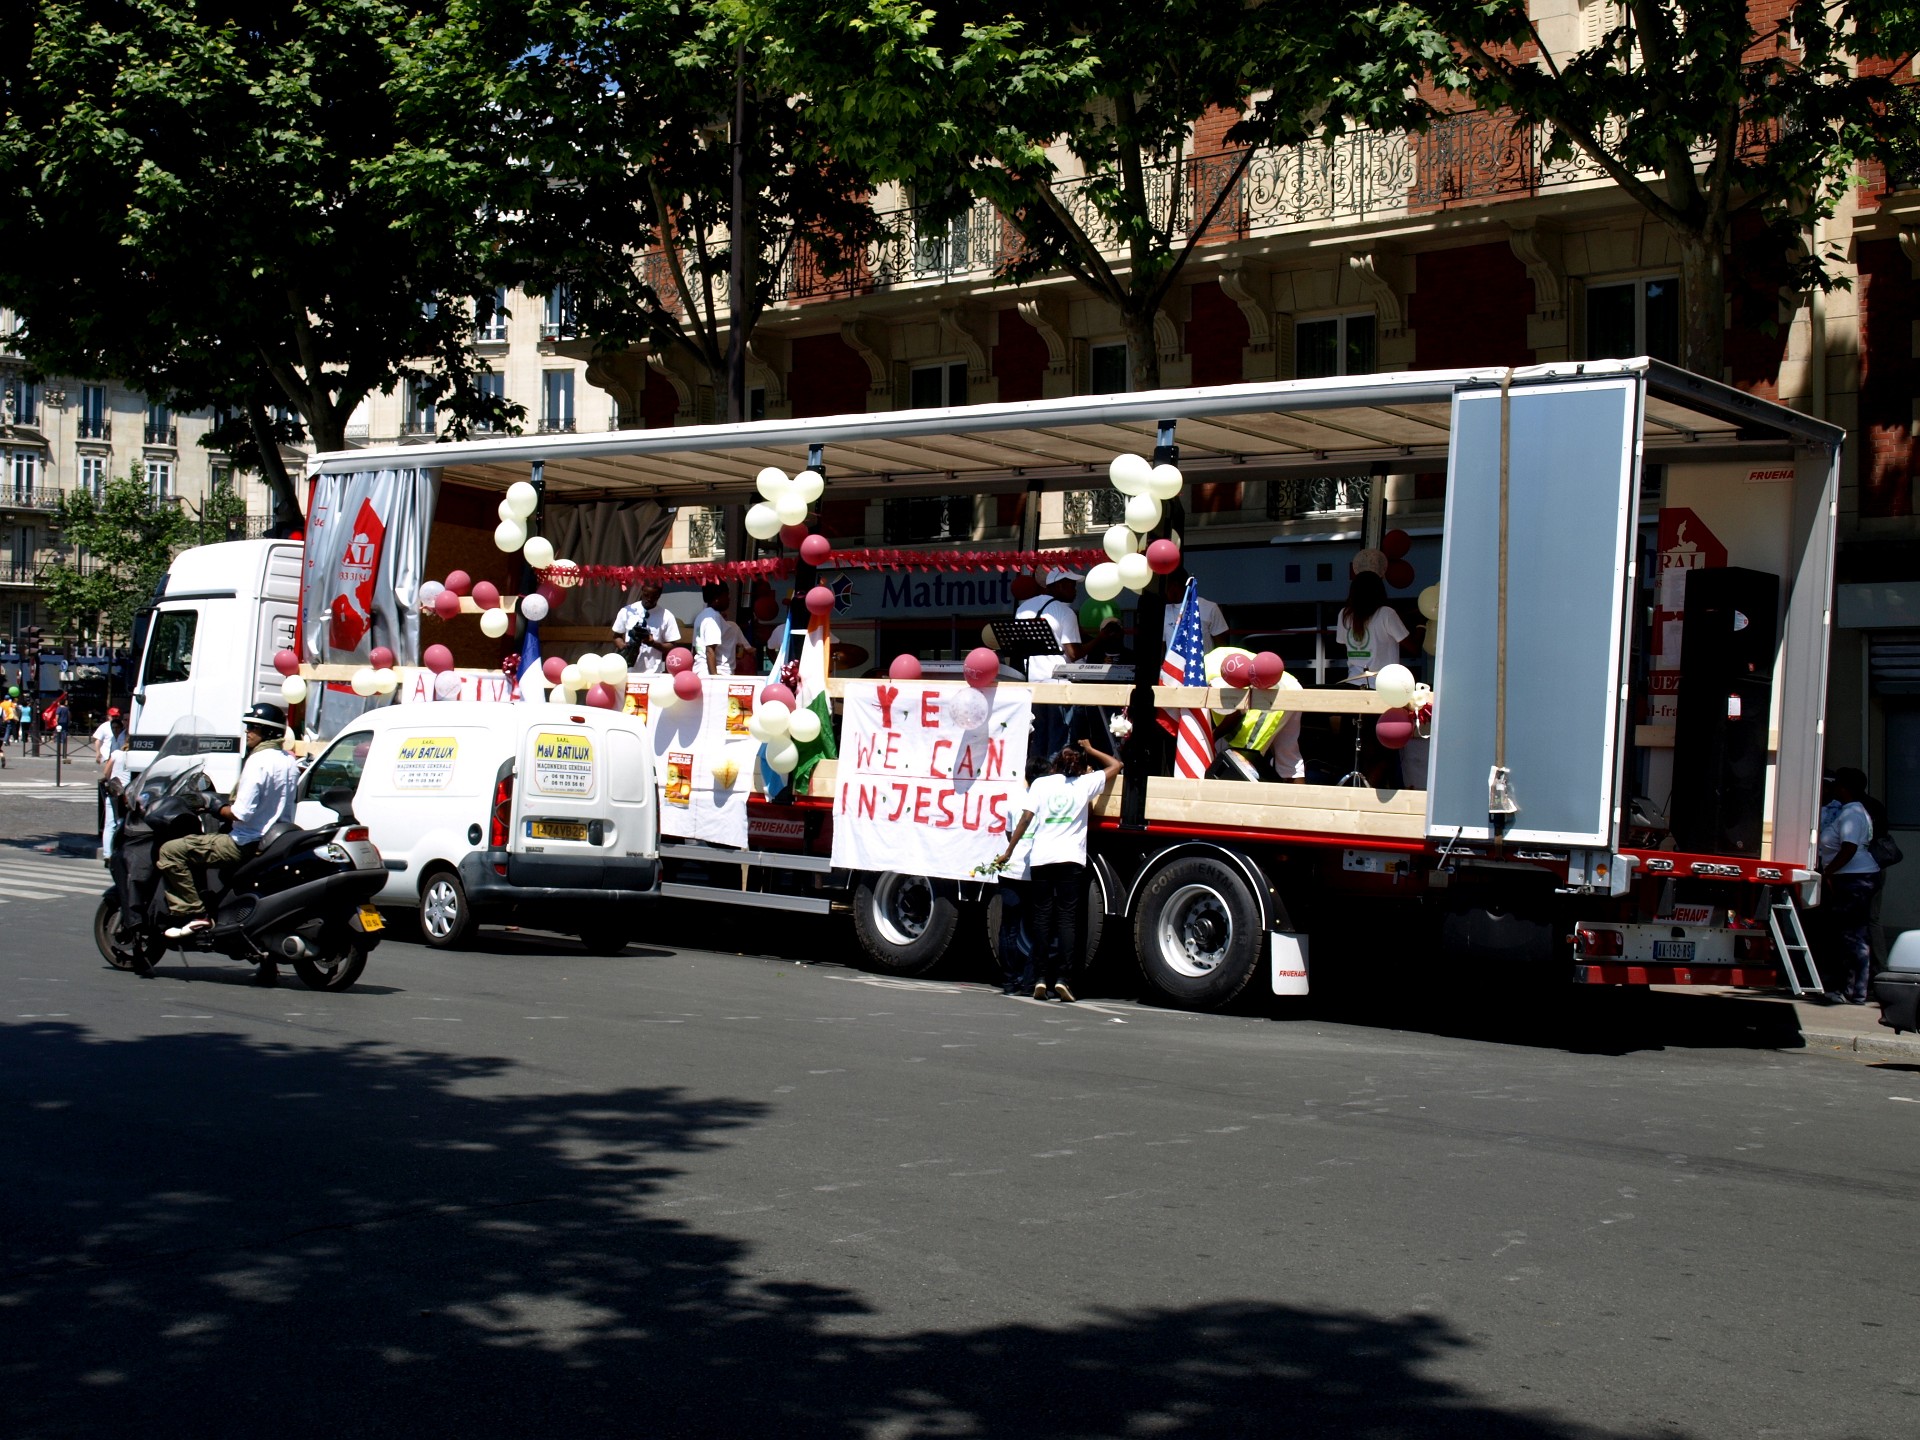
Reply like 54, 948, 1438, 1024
829, 682, 1033, 882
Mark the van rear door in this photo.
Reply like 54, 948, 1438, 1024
510, 720, 656, 892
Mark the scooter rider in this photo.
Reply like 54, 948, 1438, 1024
158, 705, 302, 970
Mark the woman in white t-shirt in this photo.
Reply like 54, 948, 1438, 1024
1335, 570, 1409, 686
994, 739, 1122, 1002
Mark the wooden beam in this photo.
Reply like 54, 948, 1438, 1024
825, 677, 1411, 714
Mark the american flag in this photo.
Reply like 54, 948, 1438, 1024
1158, 577, 1215, 778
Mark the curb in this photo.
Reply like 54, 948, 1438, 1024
1797, 1026, 1920, 1061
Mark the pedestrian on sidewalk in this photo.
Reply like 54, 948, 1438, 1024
1818, 768, 1882, 1005
93, 708, 125, 831
53, 695, 70, 759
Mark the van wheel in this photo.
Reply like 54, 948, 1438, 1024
577, 924, 629, 956
853, 872, 959, 976
986, 878, 1106, 975
1133, 856, 1265, 1010
419, 868, 474, 949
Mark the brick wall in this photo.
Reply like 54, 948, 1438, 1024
641, 372, 678, 430
1859, 237, 1916, 519
992, 308, 1049, 403
788, 333, 872, 418
1411, 243, 1535, 369
1185, 280, 1250, 387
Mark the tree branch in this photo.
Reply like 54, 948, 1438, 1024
1149, 142, 1257, 313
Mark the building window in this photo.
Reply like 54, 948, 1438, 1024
144, 402, 174, 446
1089, 342, 1129, 395
478, 288, 509, 343
1586, 276, 1680, 364
909, 361, 969, 409
747, 387, 766, 422
541, 370, 575, 432
77, 384, 108, 440
210, 462, 232, 497
685, 507, 725, 560
9, 449, 38, 502
2, 376, 37, 428
79, 454, 105, 499
403, 384, 437, 437
883, 495, 972, 544
1889, 704, 1920, 829
145, 459, 174, 498
541, 286, 575, 341
474, 371, 505, 432
1296, 313, 1376, 379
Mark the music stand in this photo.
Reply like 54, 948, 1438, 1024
989, 617, 1061, 667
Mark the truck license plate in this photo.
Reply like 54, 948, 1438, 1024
528, 819, 588, 842
1652, 940, 1695, 961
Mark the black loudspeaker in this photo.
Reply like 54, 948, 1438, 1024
1671, 566, 1779, 856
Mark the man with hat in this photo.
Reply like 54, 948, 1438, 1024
93, 707, 126, 834
158, 705, 303, 975
1015, 568, 1085, 758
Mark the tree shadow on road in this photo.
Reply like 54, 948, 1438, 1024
0, 1021, 1675, 1439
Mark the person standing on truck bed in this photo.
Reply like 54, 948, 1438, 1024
1818, 768, 1882, 1006
1159, 567, 1228, 650
1016, 568, 1084, 759
611, 581, 682, 674
994, 738, 1123, 1003
1336, 570, 1408, 684
692, 583, 733, 676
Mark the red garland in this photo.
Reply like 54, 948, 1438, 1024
560, 548, 1106, 588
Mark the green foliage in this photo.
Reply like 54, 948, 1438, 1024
41, 466, 195, 642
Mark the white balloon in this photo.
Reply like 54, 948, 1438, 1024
1124, 492, 1162, 534
1117, 552, 1152, 591
281, 675, 309, 706
494, 519, 527, 552
418, 580, 444, 608
1102, 524, 1138, 562
745, 712, 775, 744
1147, 463, 1184, 501
1086, 562, 1123, 603
981, 622, 998, 647
373, 668, 398, 695
584, 653, 613, 686
787, 707, 821, 744
434, 671, 462, 700
498, 498, 518, 523
548, 560, 581, 587
765, 740, 800, 774
757, 700, 792, 737
522, 535, 555, 570
519, 592, 549, 623
480, 608, 510, 638
1417, 584, 1440, 621
946, 686, 990, 730
599, 653, 629, 688
773, 491, 808, 527
745, 502, 782, 541
560, 664, 584, 692
756, 466, 791, 501
350, 666, 378, 697
1109, 452, 1153, 495
505, 480, 539, 518
1375, 663, 1416, 709
793, 469, 825, 503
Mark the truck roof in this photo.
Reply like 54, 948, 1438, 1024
154, 538, 301, 602
308, 360, 1842, 503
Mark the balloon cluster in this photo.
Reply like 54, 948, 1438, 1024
1371, 663, 1434, 751
744, 467, 826, 541
1085, 453, 1183, 602
745, 680, 822, 775
1380, 528, 1415, 591
1216, 650, 1286, 689
535, 649, 631, 709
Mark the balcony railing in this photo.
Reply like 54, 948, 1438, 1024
76, 416, 110, 441
2, 486, 64, 512
144, 423, 178, 447
537, 417, 577, 435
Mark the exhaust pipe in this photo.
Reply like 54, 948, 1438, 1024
278, 934, 312, 960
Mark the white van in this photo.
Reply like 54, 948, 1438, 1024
293, 701, 660, 951
129, 540, 302, 789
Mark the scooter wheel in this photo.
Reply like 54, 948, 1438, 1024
292, 941, 368, 992
93, 891, 151, 974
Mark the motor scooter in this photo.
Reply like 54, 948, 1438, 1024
95, 718, 387, 990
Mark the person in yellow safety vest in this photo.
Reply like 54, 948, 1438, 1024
1204, 646, 1305, 783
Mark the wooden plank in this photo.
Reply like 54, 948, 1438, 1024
826, 677, 1408, 714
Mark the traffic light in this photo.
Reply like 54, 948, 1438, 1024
22, 624, 41, 660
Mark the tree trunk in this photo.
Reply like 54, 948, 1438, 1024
1123, 305, 1161, 393
245, 401, 303, 522
1677, 229, 1726, 378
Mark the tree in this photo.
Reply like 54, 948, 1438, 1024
40, 466, 200, 645
1408, 1, 1920, 374
0, 1, 519, 518
754, 0, 1439, 390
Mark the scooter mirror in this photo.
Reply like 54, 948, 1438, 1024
321, 786, 357, 823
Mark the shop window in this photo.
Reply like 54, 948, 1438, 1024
1089, 343, 1129, 395
910, 361, 969, 409
1586, 277, 1679, 364
883, 495, 972, 544
1295, 313, 1375, 378
1889, 706, 1920, 829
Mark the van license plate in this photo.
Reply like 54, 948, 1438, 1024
528, 820, 588, 842
1652, 940, 1694, 961
357, 906, 385, 933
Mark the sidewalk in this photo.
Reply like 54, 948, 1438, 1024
1653, 983, 1920, 1060
0, 740, 93, 782
0, 740, 106, 857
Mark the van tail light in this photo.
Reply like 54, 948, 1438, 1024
342, 826, 369, 843
489, 772, 514, 850
1574, 925, 1624, 958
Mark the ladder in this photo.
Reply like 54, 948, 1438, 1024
1765, 888, 1824, 998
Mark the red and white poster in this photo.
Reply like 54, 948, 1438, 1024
829, 681, 1033, 882
1647, 507, 1726, 724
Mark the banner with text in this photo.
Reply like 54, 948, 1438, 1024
829, 682, 1032, 881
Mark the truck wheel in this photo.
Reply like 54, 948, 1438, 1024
986, 879, 1106, 973
1133, 855, 1264, 1010
577, 923, 629, 956
419, 868, 474, 949
853, 872, 959, 976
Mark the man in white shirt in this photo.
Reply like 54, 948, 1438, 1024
719, 617, 757, 676
1014, 569, 1083, 681
1160, 567, 1228, 650
92, 707, 126, 767
610, 581, 682, 675
691, 583, 732, 676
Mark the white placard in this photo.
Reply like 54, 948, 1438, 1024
643, 675, 752, 849
829, 681, 1032, 882
391, 734, 458, 790
529, 730, 595, 796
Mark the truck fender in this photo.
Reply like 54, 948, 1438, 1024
1123, 841, 1279, 933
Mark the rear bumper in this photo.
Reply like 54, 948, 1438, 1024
458, 851, 659, 912
1872, 972, 1920, 1033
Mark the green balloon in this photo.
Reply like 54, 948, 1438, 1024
6, 686, 17, 697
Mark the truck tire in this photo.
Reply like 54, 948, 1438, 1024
986, 878, 1106, 974
418, 867, 474, 949
852, 872, 959, 976
1133, 855, 1265, 1010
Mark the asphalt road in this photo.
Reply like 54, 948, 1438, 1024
1, 883, 1915, 1440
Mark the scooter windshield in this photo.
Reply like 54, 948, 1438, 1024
136, 716, 235, 805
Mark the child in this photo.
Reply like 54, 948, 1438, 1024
994, 739, 1122, 1001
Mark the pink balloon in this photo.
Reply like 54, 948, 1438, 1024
889, 653, 922, 681
433, 589, 462, 621
471, 580, 501, 610
805, 585, 835, 616
672, 669, 702, 702
1145, 538, 1181, 575
272, 648, 300, 677
444, 570, 472, 596
780, 523, 810, 549
423, 644, 454, 674
760, 683, 796, 710
799, 533, 832, 567
1376, 710, 1415, 750
665, 646, 694, 674
1382, 528, 1412, 560
964, 646, 999, 689
1253, 650, 1285, 688
1219, 652, 1254, 689
585, 682, 617, 709
536, 580, 564, 607
542, 655, 568, 684
368, 646, 395, 670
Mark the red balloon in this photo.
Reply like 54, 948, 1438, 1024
805, 585, 836, 616
1146, 538, 1182, 575
471, 580, 501, 610
753, 593, 780, 623
964, 646, 999, 689
1385, 559, 1416, 591
1376, 709, 1415, 750
1219, 652, 1254, 688
272, 648, 300, 676
1009, 572, 1040, 602
664, 646, 694, 674
1381, 529, 1412, 560
760, 682, 796, 710
799, 533, 832, 567
536, 580, 564, 607
780, 523, 811, 549
368, 646, 395, 670
1253, 650, 1285, 688
422, 644, 454, 674
433, 589, 463, 620
542, 655, 567, 684
444, 570, 472, 596
672, 669, 702, 702
585, 682, 617, 709
889, 653, 922, 681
